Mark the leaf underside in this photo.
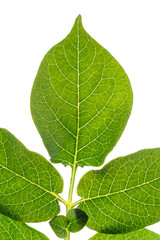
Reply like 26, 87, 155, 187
66, 208, 88, 232
89, 229, 160, 240
0, 213, 49, 240
49, 215, 69, 239
77, 148, 160, 233
0, 128, 63, 222
31, 15, 133, 168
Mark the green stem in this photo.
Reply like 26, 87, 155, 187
57, 195, 68, 206
65, 164, 77, 240
67, 164, 77, 209
65, 166, 77, 240
66, 230, 70, 240
71, 198, 83, 208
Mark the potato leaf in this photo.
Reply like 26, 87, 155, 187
0, 213, 49, 240
0, 128, 63, 222
89, 229, 160, 240
49, 215, 69, 239
66, 208, 88, 232
31, 15, 133, 167
77, 149, 160, 233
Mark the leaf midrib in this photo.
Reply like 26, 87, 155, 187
67, 17, 80, 204
78, 176, 160, 204
0, 163, 61, 201
73, 18, 80, 171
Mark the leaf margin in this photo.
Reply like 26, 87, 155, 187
76, 148, 160, 233
0, 128, 65, 222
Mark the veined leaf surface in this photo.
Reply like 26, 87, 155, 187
66, 208, 88, 232
49, 215, 69, 239
77, 149, 160, 233
31, 15, 133, 167
89, 229, 160, 240
0, 128, 63, 222
0, 213, 49, 240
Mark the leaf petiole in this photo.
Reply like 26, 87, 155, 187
71, 199, 83, 208
56, 195, 68, 206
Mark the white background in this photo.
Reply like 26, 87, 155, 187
0, 0, 160, 239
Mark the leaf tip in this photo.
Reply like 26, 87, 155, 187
76, 14, 82, 21
72, 14, 83, 31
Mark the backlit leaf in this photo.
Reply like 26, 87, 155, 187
31, 15, 133, 167
49, 215, 69, 239
89, 229, 160, 240
0, 128, 63, 222
66, 208, 88, 232
0, 213, 49, 240
77, 149, 160, 233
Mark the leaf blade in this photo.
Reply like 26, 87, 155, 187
77, 149, 160, 233
0, 213, 49, 240
49, 215, 69, 239
89, 229, 160, 240
31, 15, 133, 167
0, 128, 63, 222
66, 208, 88, 233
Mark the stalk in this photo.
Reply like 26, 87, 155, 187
65, 165, 77, 240
66, 231, 70, 240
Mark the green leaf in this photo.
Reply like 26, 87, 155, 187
89, 229, 160, 240
49, 215, 69, 239
31, 15, 133, 167
77, 149, 160, 233
0, 128, 64, 222
66, 208, 88, 232
0, 213, 49, 240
